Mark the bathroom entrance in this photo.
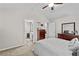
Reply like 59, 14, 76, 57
24, 20, 33, 40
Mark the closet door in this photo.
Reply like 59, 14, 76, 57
48, 23, 55, 38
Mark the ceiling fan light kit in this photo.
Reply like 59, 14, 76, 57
48, 3, 54, 7
42, 3, 63, 10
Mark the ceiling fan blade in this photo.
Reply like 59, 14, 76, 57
42, 5, 49, 9
54, 3, 63, 4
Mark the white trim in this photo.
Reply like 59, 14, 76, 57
0, 44, 24, 52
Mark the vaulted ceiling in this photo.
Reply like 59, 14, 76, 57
0, 3, 79, 22
40, 3, 79, 22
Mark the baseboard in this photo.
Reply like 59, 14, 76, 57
0, 44, 24, 52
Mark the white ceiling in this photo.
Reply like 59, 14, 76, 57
41, 3, 79, 22
0, 3, 79, 22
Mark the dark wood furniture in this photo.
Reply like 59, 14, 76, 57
58, 33, 79, 41
37, 29, 46, 40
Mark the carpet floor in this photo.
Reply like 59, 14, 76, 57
0, 40, 34, 56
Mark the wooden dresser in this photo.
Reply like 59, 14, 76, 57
58, 33, 79, 41
37, 29, 46, 41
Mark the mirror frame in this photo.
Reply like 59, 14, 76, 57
61, 22, 75, 35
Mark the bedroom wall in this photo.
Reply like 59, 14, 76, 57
0, 3, 48, 50
0, 8, 24, 50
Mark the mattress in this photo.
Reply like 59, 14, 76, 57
33, 38, 72, 56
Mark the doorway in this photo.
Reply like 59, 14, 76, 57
24, 20, 33, 40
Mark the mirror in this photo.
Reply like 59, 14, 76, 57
62, 22, 75, 35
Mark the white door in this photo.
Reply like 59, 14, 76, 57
48, 22, 56, 38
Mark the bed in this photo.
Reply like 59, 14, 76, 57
33, 38, 73, 56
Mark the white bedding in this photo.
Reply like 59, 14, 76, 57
33, 38, 72, 56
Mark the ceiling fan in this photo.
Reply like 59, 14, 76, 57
42, 3, 63, 10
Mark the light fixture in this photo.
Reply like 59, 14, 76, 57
48, 3, 54, 7
42, 3, 63, 10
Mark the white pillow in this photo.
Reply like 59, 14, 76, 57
70, 38, 78, 45
68, 38, 79, 50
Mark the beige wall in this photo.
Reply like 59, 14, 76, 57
0, 3, 48, 50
